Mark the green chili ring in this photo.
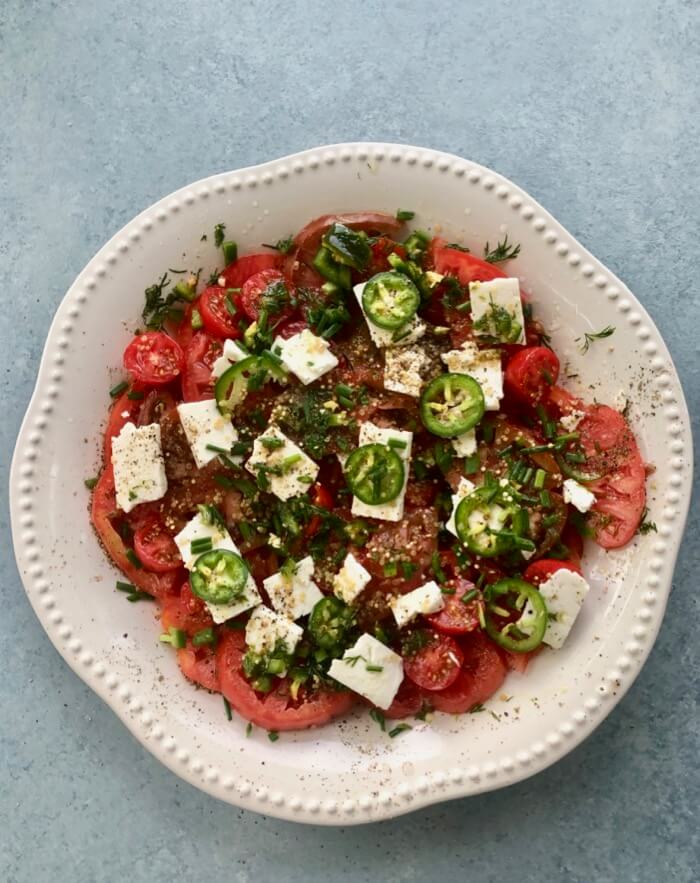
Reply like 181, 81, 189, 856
322, 223, 372, 270
420, 373, 485, 438
308, 596, 356, 652
215, 355, 261, 415
344, 443, 405, 505
483, 578, 547, 653
555, 452, 604, 483
454, 489, 514, 558
190, 549, 249, 606
362, 271, 421, 330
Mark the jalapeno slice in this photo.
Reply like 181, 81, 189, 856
189, 549, 249, 605
420, 373, 485, 438
454, 487, 514, 557
322, 223, 372, 271
308, 596, 356, 652
344, 443, 405, 505
361, 272, 420, 330
555, 452, 603, 483
215, 355, 260, 415
483, 578, 547, 653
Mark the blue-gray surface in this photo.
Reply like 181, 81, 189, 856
1, 1, 698, 880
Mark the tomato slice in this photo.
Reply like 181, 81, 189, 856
504, 346, 560, 407
427, 578, 482, 635
133, 517, 182, 572
198, 286, 242, 339
239, 269, 294, 323
293, 212, 403, 264
276, 318, 308, 339
90, 467, 179, 599
384, 677, 424, 720
367, 238, 406, 276
135, 389, 177, 426
217, 252, 283, 289
304, 482, 334, 538
430, 632, 507, 713
360, 508, 438, 593
123, 331, 184, 385
524, 558, 582, 585
177, 644, 220, 692
103, 391, 141, 465
216, 630, 355, 731
499, 646, 540, 674
181, 332, 222, 402
430, 238, 507, 286
404, 632, 464, 692
161, 582, 214, 634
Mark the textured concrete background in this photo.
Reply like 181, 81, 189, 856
1, 1, 698, 880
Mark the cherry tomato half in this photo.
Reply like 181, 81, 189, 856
133, 517, 182, 573
123, 331, 184, 386
523, 558, 582, 585
181, 332, 222, 402
198, 286, 242, 339
404, 631, 464, 692
305, 482, 334, 538
240, 269, 294, 323
426, 578, 482, 636
504, 346, 560, 407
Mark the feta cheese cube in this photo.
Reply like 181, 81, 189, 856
350, 422, 413, 522
353, 283, 426, 348
268, 533, 283, 549
383, 345, 429, 397
263, 556, 323, 620
390, 581, 444, 628
446, 477, 476, 537
333, 553, 372, 604
245, 606, 303, 657
211, 338, 250, 378
563, 479, 596, 513
327, 633, 403, 710
245, 426, 319, 501
112, 422, 168, 514
451, 429, 477, 458
173, 512, 261, 623
177, 399, 239, 469
425, 271, 444, 288
442, 342, 503, 410
274, 329, 338, 385
559, 409, 584, 432
469, 277, 526, 344
519, 569, 590, 649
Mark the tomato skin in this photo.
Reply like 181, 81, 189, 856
181, 332, 222, 402
216, 630, 355, 731
430, 238, 507, 286
217, 252, 283, 289
103, 391, 141, 465
384, 677, 424, 720
404, 632, 464, 692
524, 558, 582, 585
504, 346, 560, 407
161, 582, 214, 635
133, 517, 182, 572
293, 212, 403, 264
198, 286, 243, 339
430, 632, 507, 713
277, 318, 308, 339
427, 579, 482, 636
177, 644, 220, 692
123, 331, 184, 385
367, 238, 406, 276
500, 647, 540, 674
239, 269, 293, 322
304, 482, 334, 538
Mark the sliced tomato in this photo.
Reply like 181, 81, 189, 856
367, 238, 406, 276
276, 318, 308, 339
90, 467, 179, 599
577, 405, 646, 549
384, 677, 424, 720
103, 391, 141, 465
304, 482, 334, 538
500, 647, 540, 674
174, 303, 196, 351
177, 644, 220, 692
239, 269, 294, 323
429, 238, 507, 286
360, 508, 438, 593
524, 558, 582, 585
216, 630, 355, 731
430, 632, 507, 713
198, 286, 243, 339
561, 522, 584, 561
548, 385, 584, 418
217, 252, 283, 289
293, 212, 403, 264
123, 331, 184, 385
504, 346, 560, 408
133, 517, 181, 572
404, 632, 464, 692
161, 582, 214, 634
427, 578, 482, 635
136, 389, 177, 426
181, 332, 223, 402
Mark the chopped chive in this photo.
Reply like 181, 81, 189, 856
116, 580, 135, 593
463, 453, 480, 475
388, 723, 412, 738
127, 390, 145, 400
440, 586, 456, 595
126, 591, 154, 603
222, 240, 238, 265
246, 722, 253, 736
430, 551, 447, 584
369, 708, 386, 731
533, 469, 546, 489
191, 537, 213, 554
455, 300, 472, 313
159, 627, 186, 648
261, 437, 285, 450
84, 477, 98, 490
205, 443, 230, 454
223, 697, 233, 720
382, 561, 398, 577
191, 308, 204, 330
388, 438, 408, 450
193, 627, 216, 647
109, 380, 128, 398
366, 664, 384, 673
540, 489, 552, 508
461, 589, 479, 604
543, 513, 560, 528
126, 549, 142, 569
239, 521, 255, 542
213, 475, 236, 489
267, 730, 280, 742
396, 209, 415, 220
565, 451, 586, 463
522, 467, 534, 485
231, 441, 252, 456
335, 383, 354, 398
224, 295, 237, 316
520, 443, 554, 454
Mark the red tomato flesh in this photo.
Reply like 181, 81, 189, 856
404, 632, 464, 692
504, 346, 560, 407
198, 286, 242, 339
384, 677, 424, 720
430, 238, 507, 285
181, 332, 222, 402
239, 269, 294, 323
430, 632, 507, 713
161, 583, 214, 635
524, 558, 582, 585
426, 578, 482, 636
217, 252, 283, 289
133, 517, 182, 572
123, 331, 184, 385
177, 644, 220, 692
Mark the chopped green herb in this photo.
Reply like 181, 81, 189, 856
484, 235, 521, 263
396, 209, 415, 220
127, 389, 145, 401
388, 723, 412, 738
223, 697, 233, 721
109, 380, 128, 398
126, 549, 142, 569
262, 236, 295, 254
160, 627, 186, 648
222, 240, 238, 265
246, 722, 253, 736
469, 703, 485, 713
84, 477, 98, 490
576, 325, 615, 354
214, 223, 226, 248
369, 708, 386, 731
268, 730, 280, 742
191, 308, 203, 330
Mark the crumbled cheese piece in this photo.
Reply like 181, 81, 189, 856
390, 581, 444, 627
563, 479, 596, 513
519, 569, 590, 649
451, 429, 477, 458
353, 283, 426, 348
112, 422, 167, 514
245, 426, 319, 501
333, 553, 372, 604
245, 606, 303, 657
425, 271, 444, 288
383, 346, 429, 397
211, 339, 250, 378
263, 556, 323, 620
446, 477, 476, 537
177, 399, 239, 468
327, 633, 404, 710
442, 342, 503, 410
350, 422, 413, 522
274, 329, 338, 385
469, 277, 526, 344
268, 533, 283, 549
559, 409, 584, 432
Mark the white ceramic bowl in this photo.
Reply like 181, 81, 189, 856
10, 143, 692, 824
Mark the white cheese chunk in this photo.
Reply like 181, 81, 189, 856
173, 512, 261, 623
469, 277, 526, 344
442, 342, 503, 410
112, 422, 168, 514
390, 581, 444, 628
245, 426, 319, 501
274, 329, 338, 385
451, 429, 477, 458
268, 533, 283, 549
559, 409, 585, 432
350, 422, 413, 522
263, 556, 323, 621
327, 633, 403, 710
383, 345, 429, 397
519, 569, 590, 649
353, 283, 426, 348
211, 338, 250, 378
332, 553, 372, 604
563, 479, 596, 513
446, 477, 476, 537
425, 271, 444, 288
177, 399, 239, 469
245, 605, 303, 658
